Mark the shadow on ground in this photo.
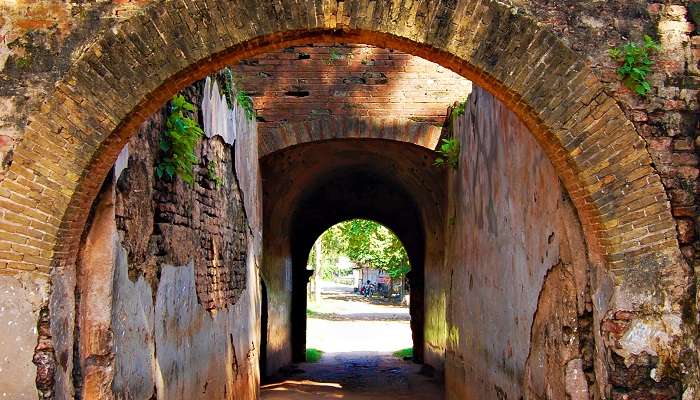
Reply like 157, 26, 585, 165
262, 352, 443, 400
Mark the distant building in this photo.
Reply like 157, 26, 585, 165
352, 266, 383, 288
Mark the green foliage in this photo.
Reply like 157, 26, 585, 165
325, 48, 343, 65
235, 90, 257, 120
452, 100, 467, 119
677, 176, 696, 201
434, 138, 460, 170
306, 309, 319, 317
222, 67, 257, 120
15, 56, 31, 69
608, 35, 660, 97
207, 160, 223, 189
690, 3, 700, 33
311, 219, 411, 279
156, 94, 203, 186
222, 68, 236, 108
393, 348, 413, 359
305, 348, 324, 363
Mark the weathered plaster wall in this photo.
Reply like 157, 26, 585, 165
47, 75, 262, 400
0, 273, 49, 398
436, 87, 605, 399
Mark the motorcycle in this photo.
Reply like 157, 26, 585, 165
363, 283, 375, 298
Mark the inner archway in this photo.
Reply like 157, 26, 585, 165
262, 139, 440, 371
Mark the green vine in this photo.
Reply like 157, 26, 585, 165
156, 94, 204, 186
207, 160, 223, 189
434, 138, 460, 170
222, 68, 236, 108
452, 100, 467, 120
608, 35, 660, 97
222, 67, 257, 120
236, 90, 257, 120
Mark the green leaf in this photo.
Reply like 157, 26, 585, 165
159, 139, 170, 151
609, 36, 659, 98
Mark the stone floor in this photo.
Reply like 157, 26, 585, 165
261, 282, 443, 399
260, 352, 443, 399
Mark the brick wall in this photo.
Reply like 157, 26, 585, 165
511, 0, 700, 297
0, 1, 697, 398
229, 43, 471, 154
114, 83, 249, 310
231, 43, 470, 125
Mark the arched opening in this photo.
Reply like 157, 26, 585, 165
8, 24, 671, 273
0, 2, 690, 399
302, 219, 415, 371
262, 138, 438, 372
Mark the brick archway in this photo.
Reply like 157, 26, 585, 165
259, 116, 448, 157
0, 0, 684, 367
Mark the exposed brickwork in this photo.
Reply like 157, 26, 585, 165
257, 115, 446, 157
115, 83, 248, 311
0, 0, 678, 275
0, 1, 152, 182
33, 304, 55, 400
229, 43, 470, 153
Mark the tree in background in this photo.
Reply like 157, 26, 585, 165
337, 219, 410, 280
308, 219, 410, 299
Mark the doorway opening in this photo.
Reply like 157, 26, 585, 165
305, 219, 413, 358
261, 219, 442, 398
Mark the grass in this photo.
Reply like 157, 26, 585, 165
306, 348, 324, 363
393, 348, 413, 360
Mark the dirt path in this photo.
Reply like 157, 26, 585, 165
261, 282, 443, 399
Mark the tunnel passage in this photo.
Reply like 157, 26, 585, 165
261, 139, 445, 375
290, 166, 425, 363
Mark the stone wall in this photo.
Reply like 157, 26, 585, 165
437, 87, 625, 399
42, 75, 261, 400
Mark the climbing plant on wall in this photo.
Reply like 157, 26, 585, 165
433, 99, 466, 170
609, 35, 660, 97
207, 160, 223, 189
156, 94, 204, 186
434, 138, 460, 170
451, 99, 467, 120
222, 67, 257, 120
